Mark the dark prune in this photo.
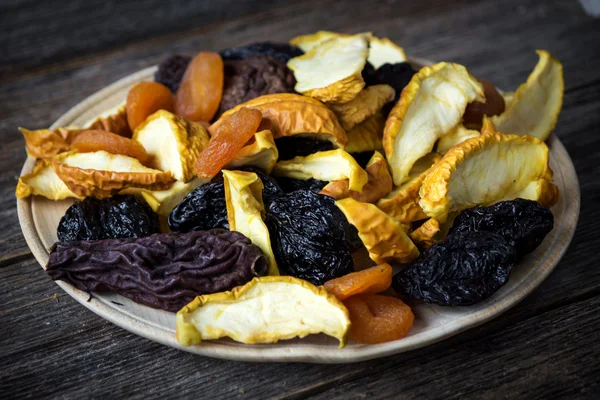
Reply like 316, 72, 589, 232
350, 151, 375, 169
57, 195, 159, 242
220, 42, 304, 63
265, 190, 354, 285
362, 62, 378, 86
449, 199, 554, 259
154, 55, 191, 93
375, 62, 416, 116
275, 177, 328, 193
47, 230, 268, 312
393, 231, 516, 306
275, 137, 334, 161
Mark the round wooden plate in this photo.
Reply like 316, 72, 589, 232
17, 62, 580, 363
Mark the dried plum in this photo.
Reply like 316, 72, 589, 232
350, 151, 375, 169
375, 62, 416, 116
57, 195, 159, 243
449, 199, 554, 259
47, 230, 268, 312
275, 177, 328, 193
393, 231, 516, 306
265, 190, 354, 285
276, 137, 334, 161
362, 62, 378, 86
220, 42, 304, 63
154, 54, 191, 93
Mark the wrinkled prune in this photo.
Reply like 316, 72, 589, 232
265, 190, 354, 285
47, 230, 268, 312
362, 62, 378, 86
275, 177, 328, 193
449, 199, 554, 259
154, 55, 191, 93
57, 195, 160, 243
220, 42, 304, 63
350, 151, 375, 169
275, 137, 334, 161
393, 231, 516, 306
375, 62, 416, 116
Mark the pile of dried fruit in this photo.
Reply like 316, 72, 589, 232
17, 31, 564, 348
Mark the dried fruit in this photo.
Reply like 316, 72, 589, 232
275, 136, 334, 161
56, 195, 160, 242
47, 230, 268, 312
329, 84, 395, 131
176, 276, 350, 347
374, 62, 416, 104
122, 178, 206, 216
126, 81, 175, 131
175, 52, 224, 122
368, 37, 408, 69
86, 105, 132, 138
226, 130, 278, 173
343, 294, 414, 344
463, 78, 506, 127
154, 54, 192, 93
409, 218, 441, 249
289, 31, 341, 52
324, 264, 393, 300
275, 176, 328, 193
220, 42, 304, 63
345, 112, 385, 154
15, 159, 80, 200
436, 123, 480, 154
194, 107, 262, 179
71, 130, 150, 165
19, 127, 82, 159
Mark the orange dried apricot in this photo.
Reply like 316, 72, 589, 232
324, 264, 392, 300
71, 130, 150, 165
194, 107, 262, 178
343, 294, 414, 344
126, 82, 175, 131
175, 52, 224, 122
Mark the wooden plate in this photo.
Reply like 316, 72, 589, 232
17, 62, 580, 363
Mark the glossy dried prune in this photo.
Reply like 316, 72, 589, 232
275, 137, 334, 161
220, 42, 304, 63
449, 199, 554, 259
57, 195, 159, 242
393, 231, 516, 306
47, 230, 268, 312
375, 62, 416, 116
362, 62, 378, 86
350, 151, 375, 169
154, 55, 191, 93
275, 177, 328, 193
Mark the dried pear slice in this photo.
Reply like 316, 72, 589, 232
86, 104, 132, 137
272, 149, 368, 191
289, 30, 341, 52
376, 153, 441, 223
436, 123, 480, 154
505, 178, 559, 209
367, 36, 408, 69
288, 34, 368, 104
225, 130, 278, 173
336, 198, 419, 264
223, 170, 279, 276
320, 151, 392, 203
176, 276, 350, 347
419, 132, 555, 221
329, 84, 395, 131
211, 93, 347, 148
19, 127, 82, 159
53, 151, 174, 199
383, 62, 484, 185
491, 50, 564, 141
121, 178, 206, 216
345, 112, 385, 153
16, 159, 81, 200
133, 110, 209, 182
409, 218, 440, 249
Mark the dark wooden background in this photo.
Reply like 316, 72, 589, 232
1, 0, 599, 398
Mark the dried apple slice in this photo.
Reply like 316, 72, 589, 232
329, 84, 395, 131
336, 197, 419, 264
53, 151, 174, 199
19, 127, 82, 159
176, 276, 350, 347
436, 123, 480, 154
419, 132, 557, 221
86, 105, 132, 137
367, 36, 408, 69
345, 112, 385, 153
383, 62, 484, 185
223, 170, 278, 276
16, 159, 81, 200
409, 218, 440, 249
289, 30, 342, 52
288, 34, 368, 104
272, 149, 368, 191
225, 130, 278, 173
121, 178, 206, 216
133, 110, 209, 182
491, 50, 564, 141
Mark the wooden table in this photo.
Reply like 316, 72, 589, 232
1, 0, 599, 398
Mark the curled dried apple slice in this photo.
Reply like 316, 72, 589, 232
367, 36, 407, 69
19, 127, 81, 159
289, 30, 341, 52
409, 218, 440, 249
329, 84, 395, 131
176, 276, 350, 347
345, 112, 385, 153
16, 159, 81, 200
225, 130, 278, 173
436, 123, 480, 154
491, 50, 563, 141
86, 105, 132, 137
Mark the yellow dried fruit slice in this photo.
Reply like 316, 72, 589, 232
273, 149, 368, 191
289, 30, 342, 52
288, 34, 368, 104
336, 197, 419, 264
121, 178, 207, 216
225, 130, 278, 173
409, 218, 440, 249
491, 50, 564, 141
329, 84, 395, 131
419, 132, 556, 221
504, 178, 559, 209
223, 170, 278, 276
133, 110, 209, 182
16, 159, 81, 200
367, 36, 408, 69
86, 104, 132, 138
383, 62, 484, 185
19, 127, 82, 159
176, 276, 350, 347
436, 123, 480, 154
345, 112, 385, 153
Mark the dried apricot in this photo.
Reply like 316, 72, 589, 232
324, 264, 392, 300
194, 107, 262, 178
126, 82, 175, 131
175, 52, 224, 122
71, 130, 150, 165
343, 294, 414, 344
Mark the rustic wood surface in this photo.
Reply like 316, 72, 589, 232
1, 0, 599, 398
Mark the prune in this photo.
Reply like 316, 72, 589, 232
154, 55, 191, 93
275, 177, 328, 193
375, 62, 416, 116
449, 199, 554, 259
57, 195, 159, 242
265, 189, 354, 285
362, 62, 378, 86
275, 137, 334, 161
350, 151, 375, 169
393, 231, 516, 306
220, 42, 304, 63
47, 230, 268, 312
